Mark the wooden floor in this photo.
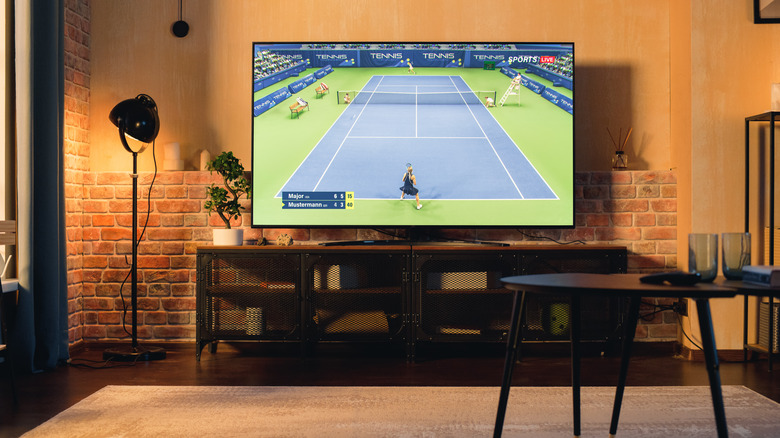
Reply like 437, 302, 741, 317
1, 341, 780, 437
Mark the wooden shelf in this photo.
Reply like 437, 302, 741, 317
206, 284, 296, 296
312, 287, 400, 294
425, 288, 510, 294
745, 343, 779, 355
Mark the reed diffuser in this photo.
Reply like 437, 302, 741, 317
608, 127, 631, 170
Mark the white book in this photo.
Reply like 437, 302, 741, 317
742, 265, 780, 287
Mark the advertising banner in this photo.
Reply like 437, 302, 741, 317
314, 65, 332, 79
520, 75, 545, 95
410, 50, 465, 68
541, 88, 573, 114
288, 73, 316, 94
253, 87, 292, 117
500, 67, 519, 79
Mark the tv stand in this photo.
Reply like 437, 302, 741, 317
196, 244, 627, 361
319, 239, 410, 246
320, 239, 508, 247
320, 228, 509, 246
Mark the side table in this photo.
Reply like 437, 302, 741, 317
494, 273, 737, 438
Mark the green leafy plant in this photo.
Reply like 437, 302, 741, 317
204, 151, 251, 229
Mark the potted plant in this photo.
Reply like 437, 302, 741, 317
204, 151, 251, 245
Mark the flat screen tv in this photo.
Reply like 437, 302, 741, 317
251, 42, 574, 230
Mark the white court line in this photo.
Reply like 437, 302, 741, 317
449, 75, 558, 200
313, 76, 388, 191
279, 75, 556, 200
274, 76, 377, 197
449, 76, 524, 198
348, 136, 487, 139
360, 197, 547, 201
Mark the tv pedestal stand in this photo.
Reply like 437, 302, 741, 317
195, 244, 627, 361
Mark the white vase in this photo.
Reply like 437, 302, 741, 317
213, 228, 244, 246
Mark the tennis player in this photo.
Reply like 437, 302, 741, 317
343, 93, 351, 104
399, 165, 422, 210
485, 96, 495, 107
407, 61, 415, 75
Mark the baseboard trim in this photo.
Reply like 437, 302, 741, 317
676, 344, 749, 362
70, 340, 195, 356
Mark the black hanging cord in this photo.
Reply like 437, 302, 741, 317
172, 0, 189, 38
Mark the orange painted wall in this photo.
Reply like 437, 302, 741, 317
90, 0, 672, 173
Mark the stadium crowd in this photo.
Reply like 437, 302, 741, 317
537, 52, 573, 79
253, 50, 299, 80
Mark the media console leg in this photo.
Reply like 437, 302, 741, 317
571, 295, 582, 438
493, 290, 526, 438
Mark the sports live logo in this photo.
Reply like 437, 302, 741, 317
540, 56, 555, 63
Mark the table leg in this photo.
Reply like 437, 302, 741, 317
608, 296, 641, 437
695, 298, 729, 438
493, 290, 526, 438
571, 295, 582, 438
742, 295, 748, 362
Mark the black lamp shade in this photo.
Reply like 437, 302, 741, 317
109, 94, 160, 153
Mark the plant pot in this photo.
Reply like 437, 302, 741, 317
213, 228, 243, 246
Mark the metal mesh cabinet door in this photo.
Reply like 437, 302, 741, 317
519, 248, 627, 343
197, 251, 300, 358
305, 252, 406, 343
414, 252, 517, 344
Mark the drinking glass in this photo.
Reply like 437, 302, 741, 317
722, 232, 751, 280
689, 233, 718, 282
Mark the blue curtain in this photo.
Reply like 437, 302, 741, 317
13, 0, 69, 371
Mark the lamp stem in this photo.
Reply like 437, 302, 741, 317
131, 151, 138, 351
102, 143, 165, 360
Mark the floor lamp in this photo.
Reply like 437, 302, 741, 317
103, 94, 166, 361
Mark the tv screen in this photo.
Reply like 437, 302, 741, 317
251, 42, 574, 229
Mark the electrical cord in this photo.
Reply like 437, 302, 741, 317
638, 299, 703, 350
677, 312, 703, 351
639, 299, 674, 322
67, 354, 143, 369
516, 230, 586, 245
118, 140, 158, 338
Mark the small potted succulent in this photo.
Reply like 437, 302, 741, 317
204, 151, 251, 245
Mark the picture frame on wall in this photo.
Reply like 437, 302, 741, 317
755, 0, 780, 23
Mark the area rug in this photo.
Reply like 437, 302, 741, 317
22, 385, 780, 437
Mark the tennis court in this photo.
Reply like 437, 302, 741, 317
276, 75, 557, 201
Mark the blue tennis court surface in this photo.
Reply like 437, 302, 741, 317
277, 75, 557, 201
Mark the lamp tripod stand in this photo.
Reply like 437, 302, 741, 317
103, 94, 166, 362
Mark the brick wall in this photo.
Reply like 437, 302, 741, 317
72, 169, 678, 344
64, 0, 90, 345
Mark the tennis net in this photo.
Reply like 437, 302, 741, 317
337, 90, 496, 106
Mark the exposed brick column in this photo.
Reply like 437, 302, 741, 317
64, 0, 90, 345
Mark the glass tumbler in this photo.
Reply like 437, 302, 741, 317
722, 232, 751, 280
689, 233, 718, 282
